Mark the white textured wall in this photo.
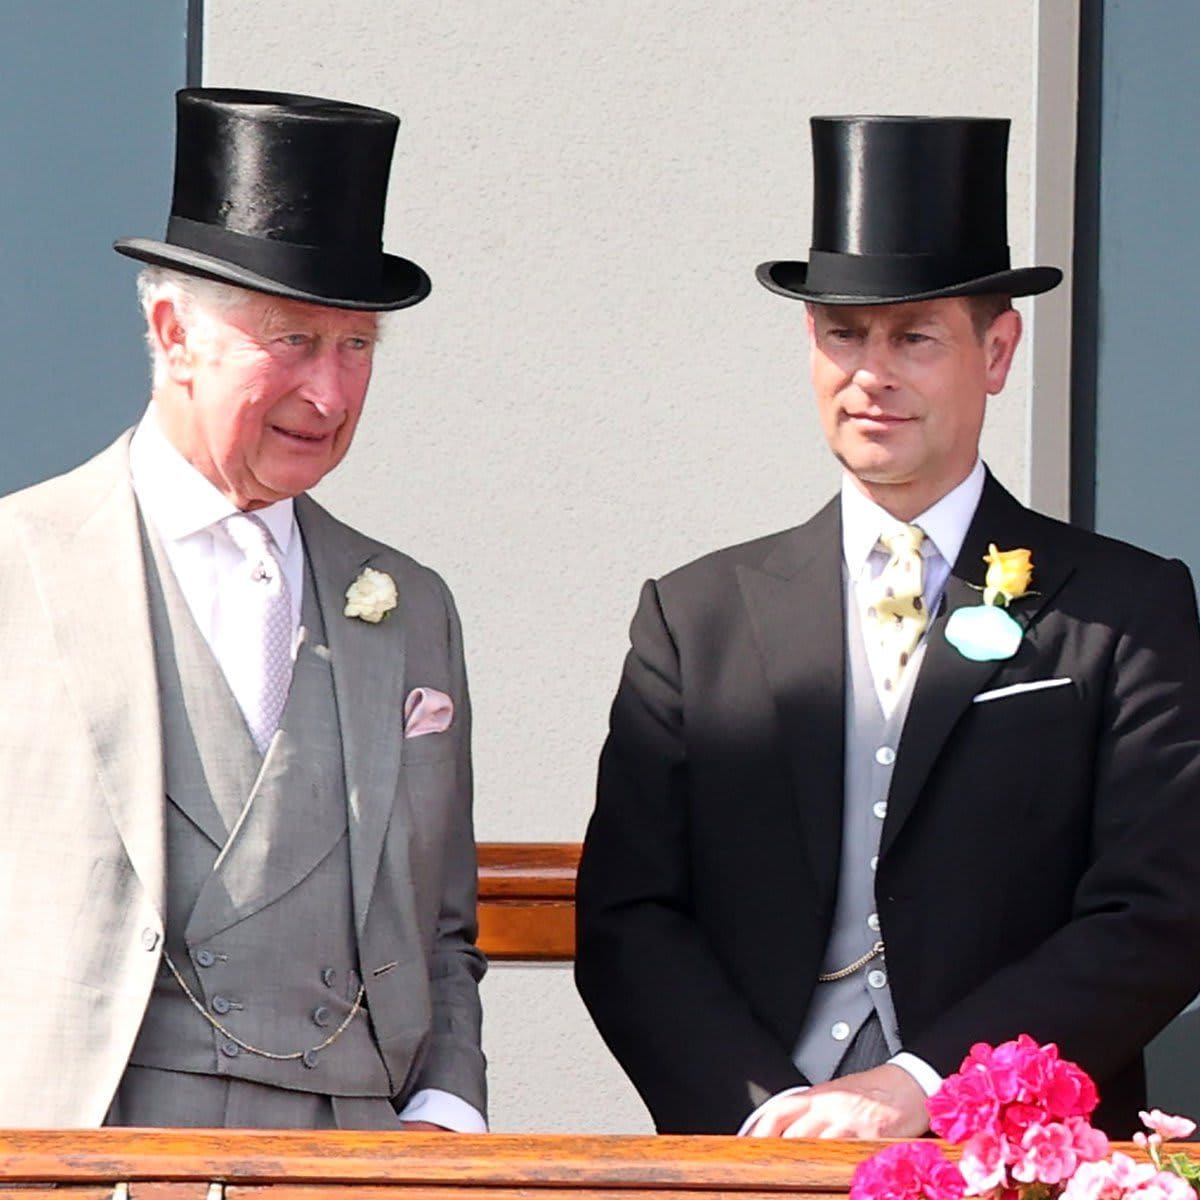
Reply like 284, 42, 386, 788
205, 1, 1075, 1133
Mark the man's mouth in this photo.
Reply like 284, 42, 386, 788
271, 425, 329, 443
845, 411, 913, 426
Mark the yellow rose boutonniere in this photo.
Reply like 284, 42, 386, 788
945, 545, 1036, 663
983, 544, 1034, 607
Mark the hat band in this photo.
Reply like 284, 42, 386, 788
806, 247, 1011, 295
167, 216, 383, 298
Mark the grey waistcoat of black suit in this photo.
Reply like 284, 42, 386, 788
791, 577, 911, 1083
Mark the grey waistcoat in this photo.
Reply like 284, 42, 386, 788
128, 523, 392, 1098
791, 583, 919, 1083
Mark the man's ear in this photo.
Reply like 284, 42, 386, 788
984, 307, 1022, 395
148, 297, 194, 384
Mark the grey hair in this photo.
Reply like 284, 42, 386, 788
136, 265, 388, 387
136, 266, 253, 387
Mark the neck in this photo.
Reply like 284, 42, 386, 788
847, 467, 975, 524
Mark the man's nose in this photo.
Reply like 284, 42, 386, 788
300, 347, 349, 416
852, 335, 897, 392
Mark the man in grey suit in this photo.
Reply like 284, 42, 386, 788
0, 89, 486, 1129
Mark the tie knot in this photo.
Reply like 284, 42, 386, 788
881, 524, 925, 557
224, 513, 281, 582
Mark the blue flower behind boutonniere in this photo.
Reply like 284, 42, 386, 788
945, 544, 1033, 662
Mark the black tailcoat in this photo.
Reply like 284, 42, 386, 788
576, 474, 1200, 1135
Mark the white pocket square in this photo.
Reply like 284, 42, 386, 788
972, 678, 1073, 705
403, 687, 454, 737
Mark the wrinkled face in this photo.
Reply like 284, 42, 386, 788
807, 297, 1021, 519
157, 290, 380, 509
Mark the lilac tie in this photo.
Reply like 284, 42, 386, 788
224, 513, 294, 751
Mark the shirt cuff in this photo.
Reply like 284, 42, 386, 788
737, 1085, 809, 1136
888, 1051, 943, 1097
396, 1087, 488, 1132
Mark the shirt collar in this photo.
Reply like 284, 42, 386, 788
128, 402, 296, 553
840, 459, 985, 576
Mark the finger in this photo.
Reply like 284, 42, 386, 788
750, 1100, 810, 1138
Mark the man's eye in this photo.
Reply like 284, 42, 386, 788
345, 336, 373, 351
900, 331, 931, 345
827, 328, 857, 342
279, 333, 309, 347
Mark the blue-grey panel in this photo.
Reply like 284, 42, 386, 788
1093, 2, 1200, 570
1093, 0, 1200, 1120
0, 2, 188, 496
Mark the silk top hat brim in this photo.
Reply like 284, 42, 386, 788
115, 237, 431, 312
757, 115, 1062, 306
115, 88, 430, 312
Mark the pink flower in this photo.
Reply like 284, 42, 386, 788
1069, 1116, 1111, 1164
1043, 1056, 1100, 1120
1001, 1102, 1046, 1143
1132, 1173, 1197, 1200
959, 1129, 1007, 1194
929, 1068, 1000, 1143
1140, 1110, 1198, 1142
1061, 1153, 1156, 1200
1012, 1120, 1081, 1185
850, 1141, 966, 1200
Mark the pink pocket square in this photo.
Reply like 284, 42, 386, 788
404, 687, 454, 738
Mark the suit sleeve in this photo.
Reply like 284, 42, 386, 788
409, 580, 488, 1117
576, 579, 806, 1133
907, 556, 1200, 1098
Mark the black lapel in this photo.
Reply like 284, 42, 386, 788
881, 472, 1074, 856
736, 499, 846, 907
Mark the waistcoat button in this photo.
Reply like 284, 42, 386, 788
302, 1048, 320, 1069
211, 995, 231, 1015
312, 1005, 331, 1028
195, 949, 216, 968
321, 968, 337, 988
220, 1040, 239, 1058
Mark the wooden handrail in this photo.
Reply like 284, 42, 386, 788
476, 842, 580, 962
0, 1128, 877, 1193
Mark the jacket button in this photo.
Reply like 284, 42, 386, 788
141, 928, 160, 951
220, 1040, 239, 1058
195, 949, 216, 968
211, 995, 231, 1015
321, 968, 337, 988
312, 1006, 331, 1028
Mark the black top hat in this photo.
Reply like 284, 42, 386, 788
115, 88, 430, 311
757, 116, 1061, 305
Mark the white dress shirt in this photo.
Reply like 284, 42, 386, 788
128, 406, 485, 1132
741, 462, 986, 1134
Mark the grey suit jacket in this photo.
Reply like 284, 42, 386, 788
0, 432, 485, 1126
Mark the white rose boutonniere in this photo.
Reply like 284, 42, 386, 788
344, 566, 398, 624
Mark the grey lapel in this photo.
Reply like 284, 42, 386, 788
295, 494, 407, 934
882, 474, 1074, 857
15, 434, 166, 919
736, 499, 847, 911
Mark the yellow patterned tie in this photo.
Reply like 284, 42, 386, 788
865, 525, 928, 698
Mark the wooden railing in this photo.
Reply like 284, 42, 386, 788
476, 843, 579, 961
0, 1129, 876, 1197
